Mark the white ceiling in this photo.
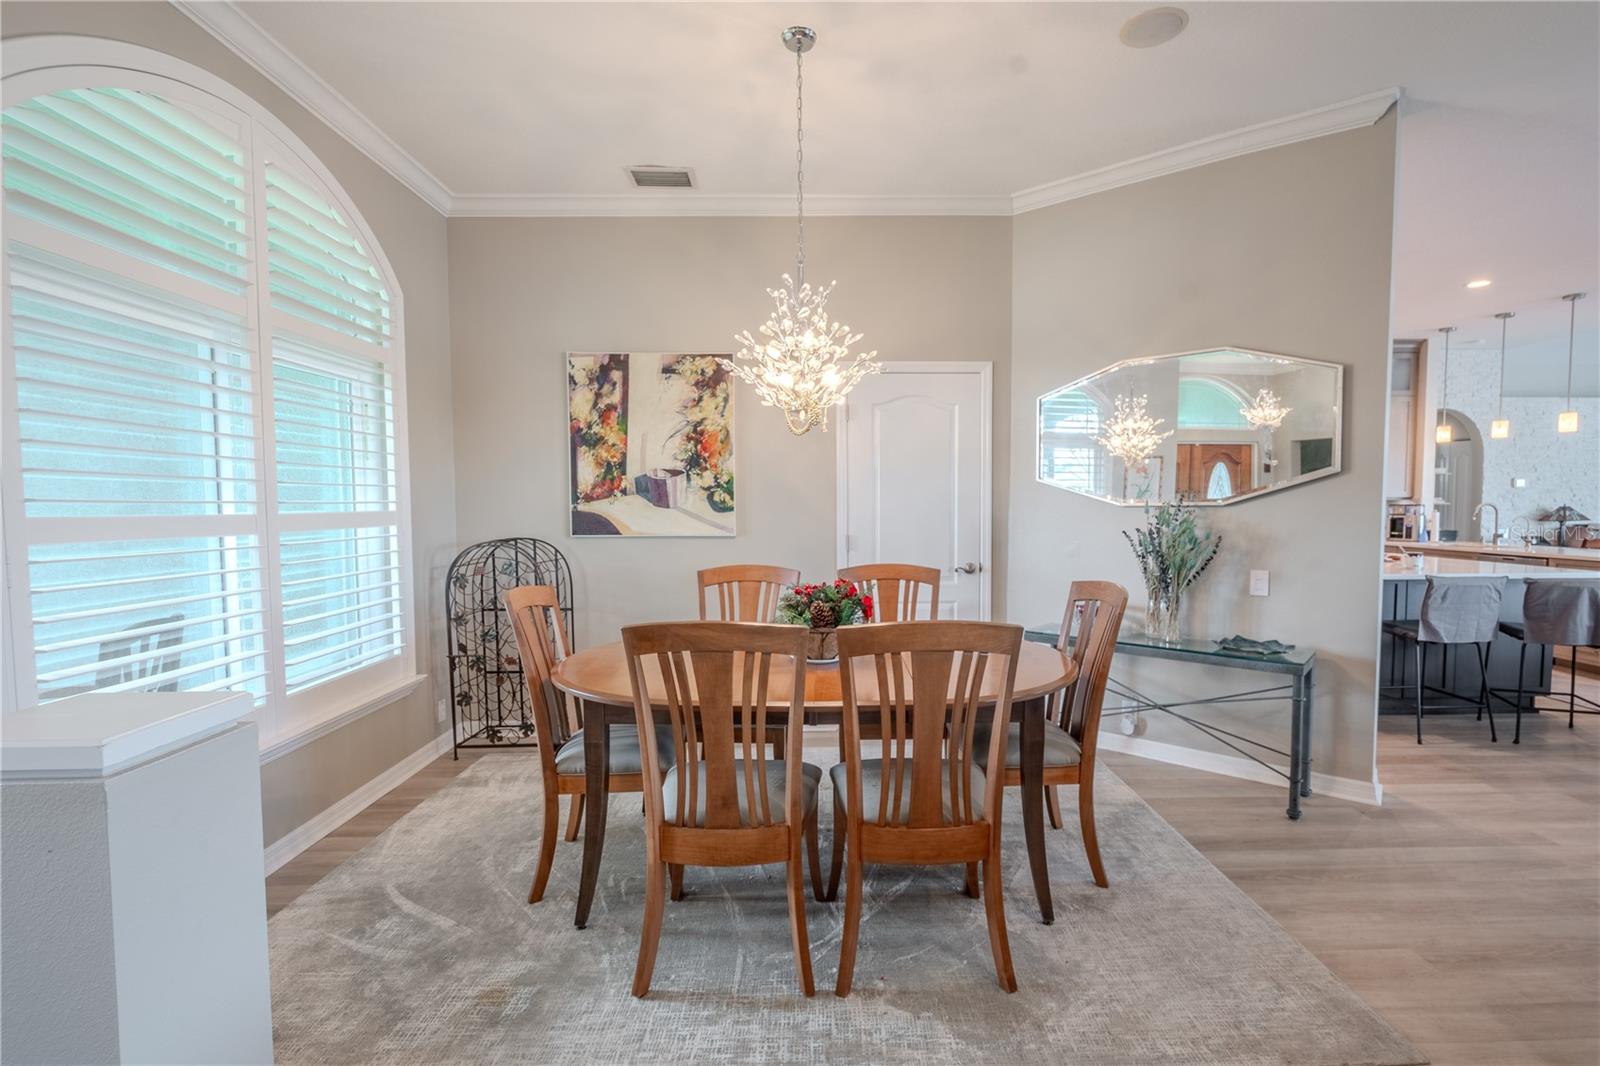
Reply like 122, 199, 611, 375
206, 1, 1598, 394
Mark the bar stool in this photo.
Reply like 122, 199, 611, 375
1497, 579, 1600, 744
1384, 576, 1507, 744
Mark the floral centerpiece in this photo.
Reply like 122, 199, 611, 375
1123, 500, 1221, 642
777, 579, 873, 661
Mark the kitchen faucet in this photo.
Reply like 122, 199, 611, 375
1473, 502, 1502, 545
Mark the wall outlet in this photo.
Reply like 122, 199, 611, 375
436, 698, 448, 724
1249, 570, 1270, 597
1511, 477, 1527, 488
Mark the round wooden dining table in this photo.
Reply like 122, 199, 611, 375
551, 638, 1077, 929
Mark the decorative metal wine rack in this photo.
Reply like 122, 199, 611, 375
445, 538, 574, 756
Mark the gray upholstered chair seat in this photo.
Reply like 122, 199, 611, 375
661, 760, 821, 826
974, 722, 1083, 771
1382, 619, 1419, 637
554, 724, 677, 776
829, 758, 987, 823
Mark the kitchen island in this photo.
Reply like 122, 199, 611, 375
1380, 552, 1599, 713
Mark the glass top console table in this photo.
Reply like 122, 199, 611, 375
1024, 626, 1318, 820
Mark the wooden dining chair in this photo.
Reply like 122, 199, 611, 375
622, 621, 825, 998
697, 564, 799, 755
830, 620, 1024, 996
981, 581, 1126, 888
505, 585, 674, 904
697, 564, 799, 622
837, 563, 940, 622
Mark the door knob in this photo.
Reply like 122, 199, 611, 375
955, 562, 981, 574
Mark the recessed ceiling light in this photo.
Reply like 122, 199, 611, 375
1465, 279, 1492, 289
1120, 6, 1190, 48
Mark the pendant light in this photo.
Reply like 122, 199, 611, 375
1558, 292, 1585, 433
1490, 312, 1513, 439
724, 27, 880, 435
1435, 326, 1455, 444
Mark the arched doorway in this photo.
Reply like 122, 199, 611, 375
1435, 409, 1483, 540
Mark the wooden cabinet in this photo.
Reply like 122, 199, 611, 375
1385, 393, 1413, 499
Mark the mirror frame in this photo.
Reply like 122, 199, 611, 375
1035, 346, 1345, 507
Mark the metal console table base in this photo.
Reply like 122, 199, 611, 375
1026, 627, 1316, 820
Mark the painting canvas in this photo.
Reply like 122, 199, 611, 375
1121, 456, 1164, 503
567, 353, 735, 536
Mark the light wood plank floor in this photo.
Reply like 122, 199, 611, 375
268, 677, 1600, 1066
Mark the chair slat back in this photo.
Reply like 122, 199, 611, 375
1053, 581, 1127, 756
838, 563, 941, 622
836, 621, 1022, 830
697, 565, 800, 623
504, 585, 576, 775
622, 622, 808, 830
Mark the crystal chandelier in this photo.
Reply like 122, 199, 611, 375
1240, 387, 1292, 430
722, 26, 879, 435
1095, 394, 1173, 466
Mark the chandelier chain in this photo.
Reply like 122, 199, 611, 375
794, 43, 805, 286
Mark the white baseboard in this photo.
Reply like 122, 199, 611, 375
263, 731, 452, 875
1097, 732, 1384, 807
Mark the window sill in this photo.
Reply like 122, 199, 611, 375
258, 673, 428, 764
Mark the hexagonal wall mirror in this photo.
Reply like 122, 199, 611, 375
1037, 347, 1343, 506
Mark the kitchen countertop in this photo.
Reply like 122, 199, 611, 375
1388, 539, 1600, 563
1382, 554, 1600, 581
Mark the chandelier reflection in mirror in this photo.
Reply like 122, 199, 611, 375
1240, 388, 1292, 430
1038, 347, 1344, 506
723, 26, 879, 435
1094, 395, 1173, 466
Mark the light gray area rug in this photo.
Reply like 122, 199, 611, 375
269, 755, 1425, 1065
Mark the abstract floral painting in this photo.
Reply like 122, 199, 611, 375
567, 353, 735, 536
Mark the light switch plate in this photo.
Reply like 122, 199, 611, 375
436, 698, 448, 723
1512, 477, 1528, 488
1249, 570, 1270, 597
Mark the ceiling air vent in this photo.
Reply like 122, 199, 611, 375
627, 166, 696, 189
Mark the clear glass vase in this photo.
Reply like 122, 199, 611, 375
1146, 591, 1181, 643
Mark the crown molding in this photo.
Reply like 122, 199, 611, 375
449, 192, 1014, 218
164, 4, 1400, 222
1012, 87, 1402, 215
172, 0, 453, 215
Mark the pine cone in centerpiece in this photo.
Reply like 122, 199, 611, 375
808, 600, 838, 631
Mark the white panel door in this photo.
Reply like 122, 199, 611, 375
837, 364, 991, 620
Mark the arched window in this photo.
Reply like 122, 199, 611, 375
2, 40, 413, 745
1177, 378, 1250, 429
1206, 461, 1234, 500
1037, 387, 1104, 494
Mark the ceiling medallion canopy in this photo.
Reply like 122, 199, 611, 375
1240, 387, 1293, 430
1094, 394, 1174, 466
722, 26, 880, 435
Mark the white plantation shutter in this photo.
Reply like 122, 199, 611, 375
3, 71, 412, 740
1039, 389, 1105, 494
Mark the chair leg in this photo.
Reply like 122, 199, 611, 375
1571, 648, 1580, 729
1478, 643, 1497, 743
1080, 776, 1108, 888
1515, 642, 1527, 744
1416, 642, 1426, 744
1046, 785, 1064, 831
981, 846, 1018, 994
964, 862, 981, 899
563, 793, 585, 842
785, 831, 816, 997
804, 807, 826, 902
668, 863, 684, 901
631, 860, 667, 998
529, 786, 560, 904
835, 846, 864, 998
826, 798, 845, 901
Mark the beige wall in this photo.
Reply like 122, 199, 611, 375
1, 3, 458, 845
447, 216, 1012, 646
1009, 112, 1399, 787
